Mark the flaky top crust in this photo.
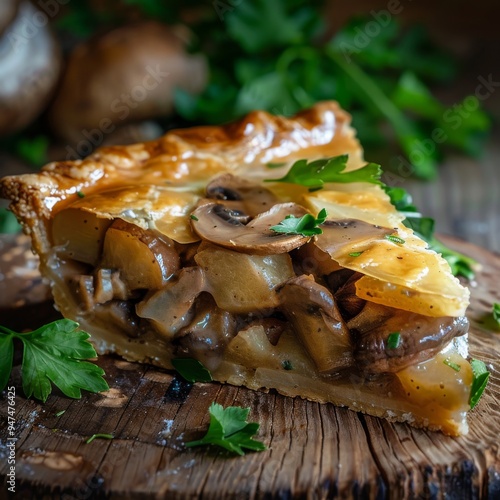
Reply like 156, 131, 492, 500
0, 101, 362, 255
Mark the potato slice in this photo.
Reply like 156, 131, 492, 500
195, 244, 294, 313
101, 219, 179, 290
51, 208, 111, 265
396, 348, 472, 413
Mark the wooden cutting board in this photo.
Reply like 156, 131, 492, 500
0, 235, 499, 499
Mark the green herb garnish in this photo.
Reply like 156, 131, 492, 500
443, 358, 461, 372
469, 359, 490, 409
270, 208, 327, 237
348, 251, 363, 258
266, 155, 381, 191
0, 320, 109, 402
384, 185, 478, 278
15, 135, 49, 167
282, 360, 293, 370
190, 214, 199, 221
55, 410, 66, 417
77, 191, 85, 198
386, 332, 401, 349
185, 402, 266, 456
169, 1, 489, 180
492, 303, 500, 327
85, 433, 114, 444
171, 358, 212, 383
385, 234, 406, 245
0, 208, 21, 234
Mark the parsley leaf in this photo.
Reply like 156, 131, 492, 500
385, 234, 406, 245
185, 402, 266, 456
492, 303, 500, 327
15, 135, 49, 167
0, 320, 109, 402
171, 358, 212, 383
469, 359, 490, 409
384, 185, 477, 279
266, 155, 381, 191
270, 208, 327, 237
85, 433, 114, 444
443, 358, 461, 372
0, 333, 14, 390
386, 332, 401, 349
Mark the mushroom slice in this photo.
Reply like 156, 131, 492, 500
136, 266, 206, 339
205, 173, 279, 216
190, 202, 310, 255
349, 302, 469, 373
175, 293, 238, 372
278, 275, 353, 373
314, 219, 393, 256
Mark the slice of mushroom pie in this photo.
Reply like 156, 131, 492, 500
1, 102, 479, 435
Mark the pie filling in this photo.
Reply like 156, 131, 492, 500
1, 102, 476, 435
48, 173, 473, 435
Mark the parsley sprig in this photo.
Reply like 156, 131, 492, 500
266, 155, 381, 191
469, 359, 490, 409
384, 185, 478, 279
0, 320, 109, 402
492, 303, 500, 328
270, 208, 327, 237
172, 358, 212, 383
185, 403, 266, 456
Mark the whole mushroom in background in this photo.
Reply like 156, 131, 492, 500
0, 0, 62, 136
48, 21, 208, 147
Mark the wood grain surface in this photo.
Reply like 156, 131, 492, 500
0, 235, 499, 499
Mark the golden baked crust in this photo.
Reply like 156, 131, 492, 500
1, 101, 473, 435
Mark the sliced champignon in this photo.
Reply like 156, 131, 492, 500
205, 174, 279, 216
174, 293, 238, 371
349, 299, 469, 373
136, 266, 206, 339
101, 219, 180, 290
277, 275, 353, 373
190, 202, 310, 255
292, 240, 343, 277
314, 219, 393, 255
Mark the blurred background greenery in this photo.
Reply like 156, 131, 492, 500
0, 0, 497, 240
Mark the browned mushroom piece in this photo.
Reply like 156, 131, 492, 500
48, 22, 207, 145
292, 240, 344, 277
136, 266, 206, 338
278, 275, 353, 373
101, 219, 180, 291
174, 293, 238, 372
205, 174, 279, 217
348, 300, 469, 374
332, 271, 365, 318
314, 219, 394, 255
190, 202, 310, 255
0, 0, 62, 135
